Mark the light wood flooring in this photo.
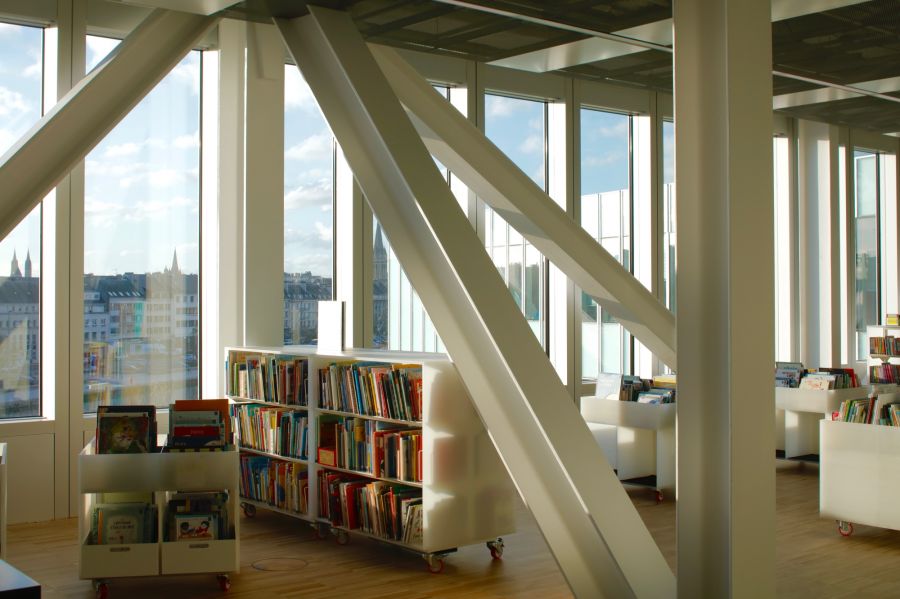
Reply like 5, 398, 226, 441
7, 461, 900, 598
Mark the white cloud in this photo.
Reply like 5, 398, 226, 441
120, 168, 196, 190
104, 142, 142, 159
487, 96, 521, 118
285, 134, 332, 161
0, 128, 18, 155
583, 151, 625, 168
22, 59, 41, 80
170, 60, 200, 96
173, 131, 200, 149
284, 69, 318, 112
591, 119, 629, 139
321, 203, 333, 212
315, 221, 332, 242
518, 134, 542, 155
0, 87, 28, 118
86, 36, 119, 72
285, 179, 332, 210
0, 24, 21, 37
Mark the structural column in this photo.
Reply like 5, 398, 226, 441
797, 120, 841, 367
242, 22, 284, 346
673, 0, 775, 597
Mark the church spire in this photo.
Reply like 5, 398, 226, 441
10, 250, 21, 278
24, 250, 32, 278
170, 250, 180, 274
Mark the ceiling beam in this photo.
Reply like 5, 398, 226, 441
481, 0, 870, 73
772, 74, 900, 108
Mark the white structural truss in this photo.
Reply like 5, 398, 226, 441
0, 9, 220, 242
278, 8, 673, 598
372, 45, 676, 370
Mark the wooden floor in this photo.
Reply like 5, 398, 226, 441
7, 461, 900, 597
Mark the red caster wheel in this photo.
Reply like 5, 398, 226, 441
425, 555, 444, 574
241, 503, 256, 518
335, 530, 350, 545
217, 574, 231, 591
837, 521, 853, 537
93, 580, 109, 599
655, 490, 664, 504
486, 538, 504, 560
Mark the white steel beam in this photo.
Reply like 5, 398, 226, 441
0, 9, 219, 241
277, 8, 674, 598
487, 0, 868, 73
372, 46, 676, 370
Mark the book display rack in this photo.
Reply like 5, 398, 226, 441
78, 436, 239, 598
867, 324, 900, 383
225, 346, 515, 573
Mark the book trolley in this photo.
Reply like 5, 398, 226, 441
225, 346, 516, 573
775, 386, 874, 461
78, 437, 239, 598
579, 396, 675, 502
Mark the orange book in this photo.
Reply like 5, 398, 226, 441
173, 399, 232, 439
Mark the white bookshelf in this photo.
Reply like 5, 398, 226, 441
225, 346, 516, 571
867, 324, 900, 384
78, 437, 239, 596
579, 396, 675, 501
0, 442, 6, 560
819, 418, 900, 536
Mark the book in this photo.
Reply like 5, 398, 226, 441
96, 405, 156, 454
174, 514, 217, 541
595, 373, 623, 401
91, 502, 156, 545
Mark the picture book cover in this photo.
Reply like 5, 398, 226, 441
174, 514, 217, 541
96, 413, 152, 454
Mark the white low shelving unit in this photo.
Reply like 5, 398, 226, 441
78, 437, 239, 597
579, 396, 676, 501
819, 418, 900, 537
226, 345, 516, 572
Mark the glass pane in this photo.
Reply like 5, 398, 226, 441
83, 38, 200, 412
773, 136, 791, 361
662, 121, 676, 314
0, 23, 43, 418
854, 150, 879, 361
485, 93, 547, 345
580, 108, 630, 375
284, 66, 334, 344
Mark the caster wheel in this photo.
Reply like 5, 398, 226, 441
838, 521, 853, 537
486, 538, 504, 560
313, 523, 329, 540
217, 574, 231, 592
335, 530, 350, 545
425, 556, 444, 574
94, 581, 109, 599
241, 503, 256, 518
655, 491, 664, 504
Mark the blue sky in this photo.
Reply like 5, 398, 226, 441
580, 108, 630, 195
0, 23, 43, 278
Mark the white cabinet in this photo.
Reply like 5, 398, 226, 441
225, 346, 516, 571
579, 396, 676, 500
78, 438, 239, 595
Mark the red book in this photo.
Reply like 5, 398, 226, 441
173, 425, 221, 437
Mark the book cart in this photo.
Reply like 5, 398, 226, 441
225, 346, 516, 573
819, 418, 900, 537
579, 396, 675, 503
78, 437, 239, 598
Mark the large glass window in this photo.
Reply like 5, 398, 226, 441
773, 136, 792, 361
372, 86, 451, 353
83, 37, 201, 411
0, 23, 43, 418
284, 66, 334, 344
662, 120, 675, 313
580, 108, 631, 378
484, 93, 546, 345
854, 149, 880, 360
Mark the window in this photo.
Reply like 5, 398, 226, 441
0, 23, 43, 418
854, 149, 880, 360
484, 93, 547, 345
662, 120, 675, 313
284, 66, 334, 344
83, 37, 201, 411
372, 86, 452, 353
773, 135, 792, 361
580, 108, 631, 378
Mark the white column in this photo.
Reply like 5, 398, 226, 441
279, 8, 674, 597
673, 0, 775, 597
242, 22, 284, 346
797, 120, 841, 367
335, 147, 370, 348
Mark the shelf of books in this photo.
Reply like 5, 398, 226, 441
867, 324, 900, 387
78, 420, 239, 596
579, 373, 676, 502
820, 390, 900, 537
225, 346, 515, 570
